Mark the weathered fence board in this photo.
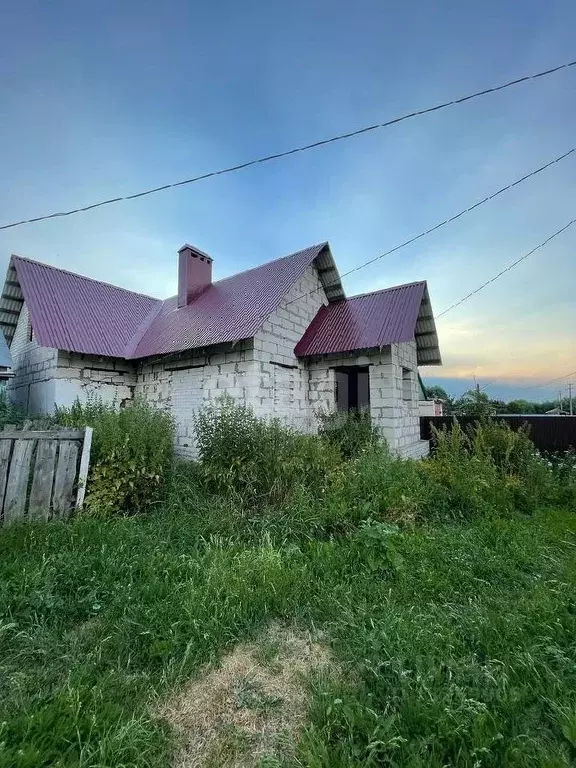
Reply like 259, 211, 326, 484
0, 439, 12, 512
1, 429, 85, 440
4, 440, 35, 522
52, 441, 79, 518
75, 427, 92, 509
0, 427, 92, 524
28, 441, 57, 520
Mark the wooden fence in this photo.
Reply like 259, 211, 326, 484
420, 415, 576, 453
0, 427, 92, 524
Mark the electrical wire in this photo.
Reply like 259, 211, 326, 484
436, 217, 576, 317
1, 59, 575, 231
283, 145, 576, 307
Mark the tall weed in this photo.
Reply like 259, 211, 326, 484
194, 396, 341, 507
0, 389, 26, 428
317, 409, 380, 459
56, 395, 175, 516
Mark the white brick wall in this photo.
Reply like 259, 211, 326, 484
134, 340, 254, 458
7, 303, 59, 412
253, 264, 327, 430
54, 351, 137, 408
305, 343, 428, 457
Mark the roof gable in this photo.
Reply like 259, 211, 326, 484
294, 281, 441, 365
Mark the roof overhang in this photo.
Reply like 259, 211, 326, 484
0, 258, 24, 348
415, 284, 441, 365
314, 244, 345, 302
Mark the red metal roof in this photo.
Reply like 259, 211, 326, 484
130, 243, 329, 358
294, 281, 427, 357
10, 243, 331, 360
12, 256, 160, 358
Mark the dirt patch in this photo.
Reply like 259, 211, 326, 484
158, 623, 333, 767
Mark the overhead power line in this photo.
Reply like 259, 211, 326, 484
1, 58, 575, 232
437, 217, 576, 317
459, 369, 576, 398
512, 370, 576, 392
283, 145, 576, 307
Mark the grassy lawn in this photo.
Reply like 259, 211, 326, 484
1, 500, 575, 767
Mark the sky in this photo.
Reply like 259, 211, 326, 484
0, 0, 574, 402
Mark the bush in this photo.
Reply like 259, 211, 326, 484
317, 409, 380, 459
55, 396, 175, 516
0, 389, 25, 429
421, 423, 506, 519
421, 421, 560, 518
194, 396, 341, 507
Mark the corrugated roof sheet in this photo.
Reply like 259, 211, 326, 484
130, 243, 329, 358
10, 243, 333, 360
294, 281, 427, 357
12, 257, 160, 358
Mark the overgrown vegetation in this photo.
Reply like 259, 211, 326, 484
0, 397, 575, 766
195, 396, 341, 506
56, 396, 175, 516
317, 408, 379, 459
0, 389, 25, 429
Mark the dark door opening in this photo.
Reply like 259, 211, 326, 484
335, 366, 370, 411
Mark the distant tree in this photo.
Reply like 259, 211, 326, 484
534, 398, 570, 414
453, 388, 494, 418
490, 399, 508, 414
424, 385, 449, 401
423, 384, 455, 414
505, 399, 536, 414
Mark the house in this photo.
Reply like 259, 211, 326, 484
0, 331, 12, 390
1, 242, 441, 458
418, 377, 443, 417
417, 374, 443, 417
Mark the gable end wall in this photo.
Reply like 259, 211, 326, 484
7, 303, 58, 412
252, 263, 327, 431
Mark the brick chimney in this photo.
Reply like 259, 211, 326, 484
177, 244, 213, 307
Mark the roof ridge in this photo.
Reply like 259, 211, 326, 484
343, 280, 427, 302
212, 241, 329, 287
11, 255, 160, 303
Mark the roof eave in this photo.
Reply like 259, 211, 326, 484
415, 284, 442, 366
314, 244, 345, 302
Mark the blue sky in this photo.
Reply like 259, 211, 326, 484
0, 0, 574, 401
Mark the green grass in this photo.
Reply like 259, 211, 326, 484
0, 497, 575, 767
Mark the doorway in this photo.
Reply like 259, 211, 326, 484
334, 366, 370, 411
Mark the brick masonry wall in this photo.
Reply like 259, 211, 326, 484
253, 264, 327, 430
134, 340, 254, 458
305, 343, 428, 457
392, 341, 425, 454
7, 303, 58, 412
54, 351, 137, 408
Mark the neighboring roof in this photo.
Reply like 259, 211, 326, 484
2, 242, 345, 360
0, 328, 11, 368
294, 281, 441, 365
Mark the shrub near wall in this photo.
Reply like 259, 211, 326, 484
56, 396, 175, 516
194, 396, 341, 507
